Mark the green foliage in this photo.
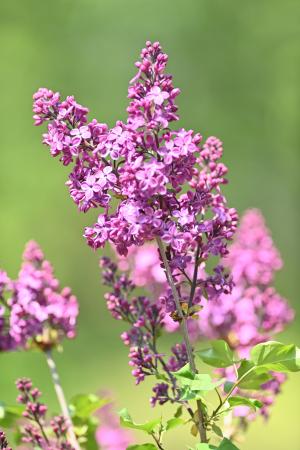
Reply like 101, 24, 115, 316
233, 342, 300, 391
189, 375, 224, 392
119, 408, 161, 434
250, 342, 300, 372
0, 402, 24, 428
228, 396, 262, 411
70, 393, 108, 450
164, 417, 184, 431
173, 363, 224, 402
237, 361, 272, 390
70, 393, 108, 419
218, 438, 240, 450
197, 341, 236, 368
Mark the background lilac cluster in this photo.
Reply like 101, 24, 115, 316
0, 241, 78, 352
113, 209, 294, 421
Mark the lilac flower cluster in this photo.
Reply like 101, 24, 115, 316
0, 241, 78, 351
34, 41, 237, 308
16, 378, 74, 449
100, 257, 186, 405
198, 210, 294, 351
197, 210, 294, 419
117, 209, 295, 422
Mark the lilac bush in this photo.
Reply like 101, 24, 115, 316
115, 209, 295, 436
31, 40, 300, 449
0, 40, 299, 450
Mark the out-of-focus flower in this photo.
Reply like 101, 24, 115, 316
195, 209, 295, 419
96, 402, 133, 450
0, 241, 79, 351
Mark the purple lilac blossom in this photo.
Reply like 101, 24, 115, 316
99, 257, 183, 405
34, 41, 237, 307
0, 241, 78, 351
115, 209, 295, 422
16, 378, 74, 449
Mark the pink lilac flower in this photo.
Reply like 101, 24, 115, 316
116, 243, 165, 289
0, 241, 79, 351
96, 402, 133, 450
196, 210, 294, 349
195, 209, 295, 419
34, 41, 237, 307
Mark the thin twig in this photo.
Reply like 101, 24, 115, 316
44, 349, 81, 450
156, 237, 207, 443
188, 243, 201, 309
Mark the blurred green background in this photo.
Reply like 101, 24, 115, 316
0, 0, 299, 448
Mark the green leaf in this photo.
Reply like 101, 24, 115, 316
70, 394, 108, 420
127, 445, 157, 450
212, 423, 223, 437
179, 385, 198, 401
224, 381, 235, 393
174, 405, 183, 418
237, 360, 272, 390
119, 409, 160, 434
165, 417, 184, 431
250, 341, 300, 372
218, 438, 240, 449
190, 374, 224, 392
172, 363, 194, 380
228, 396, 263, 411
173, 366, 223, 392
197, 340, 235, 368
0, 402, 24, 428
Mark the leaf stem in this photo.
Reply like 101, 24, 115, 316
211, 366, 255, 419
156, 237, 207, 443
44, 349, 81, 450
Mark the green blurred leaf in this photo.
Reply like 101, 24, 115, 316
119, 409, 160, 434
70, 394, 108, 420
165, 417, 184, 431
212, 423, 223, 438
218, 438, 240, 449
228, 396, 263, 411
0, 402, 24, 428
197, 340, 236, 368
224, 381, 235, 393
174, 405, 183, 418
250, 341, 300, 372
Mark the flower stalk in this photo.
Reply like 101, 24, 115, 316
156, 237, 207, 443
45, 349, 81, 450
